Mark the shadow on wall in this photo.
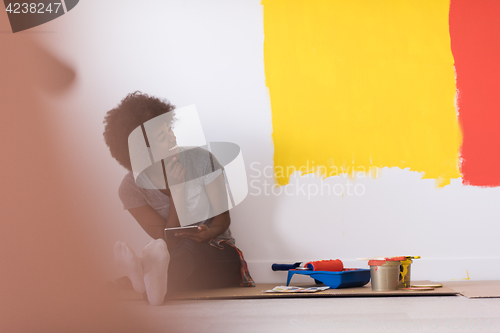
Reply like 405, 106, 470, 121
0, 13, 178, 333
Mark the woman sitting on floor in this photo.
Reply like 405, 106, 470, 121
103, 92, 254, 305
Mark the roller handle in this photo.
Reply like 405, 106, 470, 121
272, 263, 301, 271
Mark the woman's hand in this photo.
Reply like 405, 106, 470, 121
165, 156, 185, 185
174, 225, 213, 243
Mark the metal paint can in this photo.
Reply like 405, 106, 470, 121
368, 259, 401, 291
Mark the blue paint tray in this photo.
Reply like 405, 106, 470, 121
287, 268, 371, 289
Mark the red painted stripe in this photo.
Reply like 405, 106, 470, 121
450, 0, 500, 187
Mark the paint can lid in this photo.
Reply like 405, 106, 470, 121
411, 283, 442, 288
368, 260, 386, 266
404, 287, 434, 291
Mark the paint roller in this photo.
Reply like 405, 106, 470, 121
272, 259, 344, 271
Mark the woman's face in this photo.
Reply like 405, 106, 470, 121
152, 122, 178, 156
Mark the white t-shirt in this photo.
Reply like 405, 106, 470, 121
118, 147, 234, 243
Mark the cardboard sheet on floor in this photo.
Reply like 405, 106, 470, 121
443, 281, 500, 298
168, 281, 459, 300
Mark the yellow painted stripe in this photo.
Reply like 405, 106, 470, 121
263, 0, 462, 187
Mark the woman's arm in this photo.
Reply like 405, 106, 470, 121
127, 194, 181, 240
127, 157, 186, 241
128, 205, 168, 240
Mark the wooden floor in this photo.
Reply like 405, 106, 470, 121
116, 280, 500, 333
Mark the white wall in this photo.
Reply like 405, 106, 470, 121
38, 0, 500, 283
